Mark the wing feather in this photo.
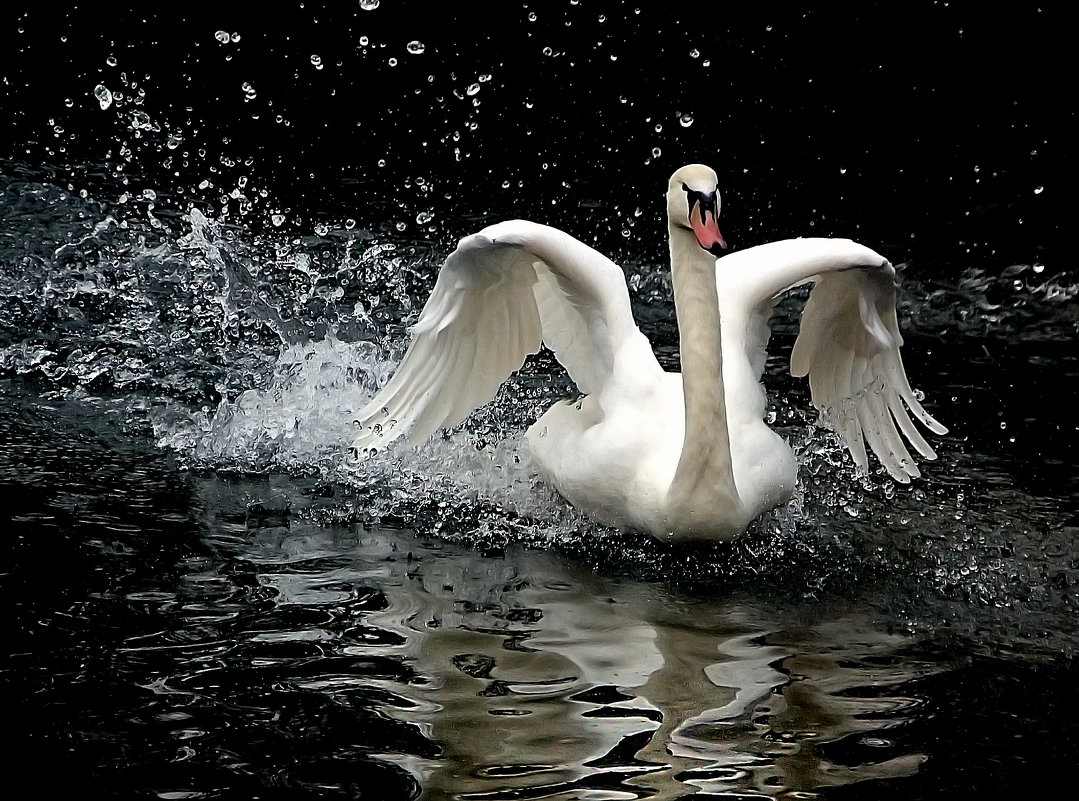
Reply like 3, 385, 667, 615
718, 238, 946, 482
352, 220, 644, 451
792, 254, 945, 481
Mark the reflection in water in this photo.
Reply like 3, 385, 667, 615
191, 474, 939, 800
4, 368, 1074, 799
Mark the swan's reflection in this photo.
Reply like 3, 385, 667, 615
219, 488, 937, 800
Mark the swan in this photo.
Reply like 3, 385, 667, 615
350, 164, 946, 541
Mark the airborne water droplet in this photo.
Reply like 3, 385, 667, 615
215, 31, 231, 44
407, 40, 425, 55
360, 0, 380, 9
679, 113, 694, 127
94, 84, 113, 110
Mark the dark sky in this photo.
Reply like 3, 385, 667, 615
1, 2, 1072, 267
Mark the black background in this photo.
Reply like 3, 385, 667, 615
1, 2, 1073, 267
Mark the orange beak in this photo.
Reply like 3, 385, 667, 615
690, 199, 726, 255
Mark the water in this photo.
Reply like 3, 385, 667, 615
2, 4, 1077, 799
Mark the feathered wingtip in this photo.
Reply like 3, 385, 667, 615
789, 255, 947, 483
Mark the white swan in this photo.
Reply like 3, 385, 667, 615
351, 164, 946, 541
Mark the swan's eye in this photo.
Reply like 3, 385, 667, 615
684, 188, 717, 221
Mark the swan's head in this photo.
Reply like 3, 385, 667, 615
667, 164, 727, 255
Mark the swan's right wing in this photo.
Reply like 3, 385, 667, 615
352, 220, 644, 451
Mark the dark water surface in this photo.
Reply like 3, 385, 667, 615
2, 3, 1077, 799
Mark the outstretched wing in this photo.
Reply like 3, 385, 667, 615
718, 238, 947, 482
352, 220, 646, 451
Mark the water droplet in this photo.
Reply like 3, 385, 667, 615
64, 98, 74, 108
310, 54, 323, 69
1034, 185, 1044, 194
106, 55, 118, 67
215, 31, 231, 44
407, 40, 425, 55
360, 0, 380, 9
654, 123, 662, 133
416, 211, 434, 225
94, 84, 113, 110
466, 82, 480, 96
130, 110, 153, 130
271, 213, 286, 227
528, 11, 538, 21
395, 221, 407, 231
678, 113, 694, 127
542, 46, 554, 56
387, 57, 398, 67
652, 147, 661, 157
689, 48, 700, 58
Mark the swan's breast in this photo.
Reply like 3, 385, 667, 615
525, 373, 684, 531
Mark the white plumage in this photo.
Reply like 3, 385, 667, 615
352, 165, 946, 541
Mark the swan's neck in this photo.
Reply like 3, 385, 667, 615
666, 227, 742, 535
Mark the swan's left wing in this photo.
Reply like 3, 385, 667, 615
718, 238, 947, 482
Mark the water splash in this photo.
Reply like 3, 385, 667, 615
2, 163, 1076, 635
